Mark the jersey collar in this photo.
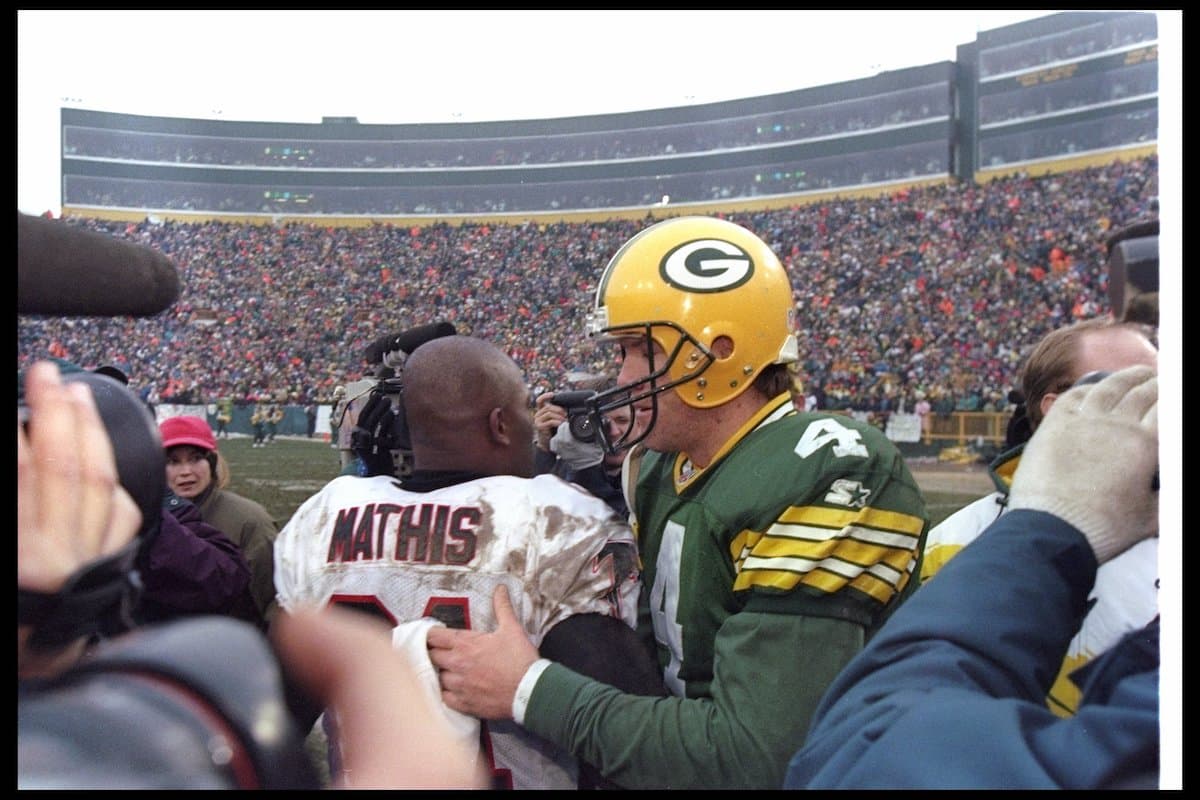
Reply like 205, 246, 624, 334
988, 444, 1024, 494
673, 393, 795, 492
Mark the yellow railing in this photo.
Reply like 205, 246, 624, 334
923, 411, 1012, 446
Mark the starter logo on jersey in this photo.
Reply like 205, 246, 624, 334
824, 479, 871, 508
659, 238, 754, 293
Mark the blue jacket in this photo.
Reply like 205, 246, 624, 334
784, 509, 1158, 789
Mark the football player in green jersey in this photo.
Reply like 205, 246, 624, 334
429, 216, 930, 789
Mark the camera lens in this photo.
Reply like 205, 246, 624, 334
568, 412, 597, 443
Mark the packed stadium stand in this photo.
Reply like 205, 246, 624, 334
22, 11, 1159, 439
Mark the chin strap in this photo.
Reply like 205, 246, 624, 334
18, 538, 143, 650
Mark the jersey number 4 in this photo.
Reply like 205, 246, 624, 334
794, 418, 868, 459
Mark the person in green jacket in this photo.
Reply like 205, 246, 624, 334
428, 217, 931, 789
160, 414, 280, 630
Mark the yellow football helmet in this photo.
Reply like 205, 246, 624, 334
586, 216, 798, 424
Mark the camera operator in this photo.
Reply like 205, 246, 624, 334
18, 361, 143, 679
77, 363, 258, 632
334, 321, 456, 477
18, 358, 486, 790
1106, 218, 1159, 328
18, 214, 483, 789
533, 379, 652, 519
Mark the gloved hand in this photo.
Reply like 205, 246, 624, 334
1008, 365, 1158, 564
549, 421, 604, 470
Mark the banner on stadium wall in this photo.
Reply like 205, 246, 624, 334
155, 404, 208, 424
885, 412, 922, 443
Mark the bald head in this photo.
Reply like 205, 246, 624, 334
403, 336, 535, 476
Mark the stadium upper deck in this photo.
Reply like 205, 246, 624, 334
60, 11, 1156, 224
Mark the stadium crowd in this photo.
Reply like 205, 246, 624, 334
18, 155, 1157, 417
66, 141, 948, 215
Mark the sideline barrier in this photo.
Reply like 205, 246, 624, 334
157, 404, 1009, 449
923, 411, 1011, 447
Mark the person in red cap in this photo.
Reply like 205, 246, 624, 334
160, 415, 280, 631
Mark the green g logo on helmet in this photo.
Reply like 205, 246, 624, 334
659, 238, 755, 293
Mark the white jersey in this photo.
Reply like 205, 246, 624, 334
275, 472, 641, 789
923, 491, 1158, 716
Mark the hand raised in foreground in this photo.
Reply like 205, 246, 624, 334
18, 361, 143, 677
18, 360, 142, 595
427, 584, 541, 720
271, 607, 489, 789
1008, 364, 1158, 564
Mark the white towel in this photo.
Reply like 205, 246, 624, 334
391, 618, 482, 767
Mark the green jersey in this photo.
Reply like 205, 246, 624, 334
523, 394, 929, 788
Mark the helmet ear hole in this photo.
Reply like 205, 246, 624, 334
711, 335, 734, 359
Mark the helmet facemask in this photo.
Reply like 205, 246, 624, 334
585, 322, 715, 454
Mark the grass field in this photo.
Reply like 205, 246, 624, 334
921, 492, 979, 530
222, 434, 983, 529
220, 435, 344, 525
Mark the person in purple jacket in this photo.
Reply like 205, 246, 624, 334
126, 490, 255, 628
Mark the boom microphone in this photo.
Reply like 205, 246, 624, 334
364, 321, 458, 367
18, 212, 181, 317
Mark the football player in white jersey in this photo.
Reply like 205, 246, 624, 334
275, 335, 651, 789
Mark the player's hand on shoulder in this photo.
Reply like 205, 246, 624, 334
427, 585, 539, 720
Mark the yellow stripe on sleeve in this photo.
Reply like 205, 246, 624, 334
732, 503, 925, 601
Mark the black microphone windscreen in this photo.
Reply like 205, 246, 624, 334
18, 213, 181, 317
364, 321, 458, 364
